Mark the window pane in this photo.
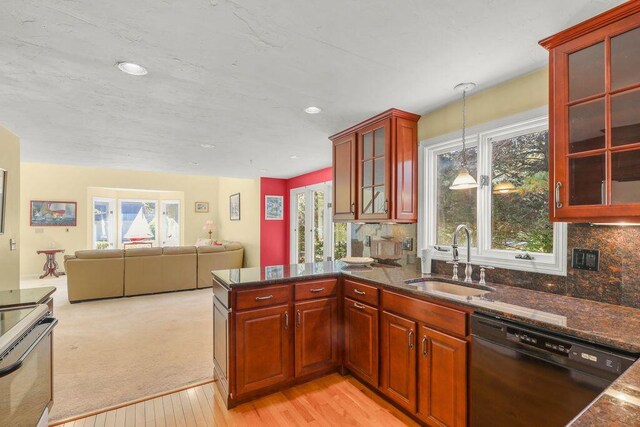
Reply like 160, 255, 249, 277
569, 98, 606, 153
333, 222, 347, 261
436, 147, 477, 245
569, 155, 606, 205
93, 199, 114, 249
295, 193, 306, 263
374, 158, 385, 186
374, 127, 385, 156
363, 160, 373, 187
612, 150, 640, 204
121, 201, 157, 245
373, 186, 386, 214
313, 191, 325, 262
363, 132, 373, 159
611, 27, 640, 90
568, 42, 604, 101
362, 188, 373, 214
611, 89, 640, 147
491, 131, 553, 254
161, 201, 180, 246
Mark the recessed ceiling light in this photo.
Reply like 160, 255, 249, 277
200, 143, 215, 149
290, 155, 298, 159
190, 161, 199, 166
259, 169, 268, 173
116, 62, 148, 76
304, 106, 322, 114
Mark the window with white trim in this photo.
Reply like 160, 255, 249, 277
422, 114, 567, 276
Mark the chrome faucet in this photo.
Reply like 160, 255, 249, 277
452, 224, 473, 283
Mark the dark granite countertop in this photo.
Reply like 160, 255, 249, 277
212, 261, 640, 426
0, 286, 56, 309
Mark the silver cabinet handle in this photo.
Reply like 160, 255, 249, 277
409, 330, 414, 350
422, 335, 428, 357
353, 289, 366, 295
384, 199, 389, 214
284, 311, 289, 329
296, 310, 301, 328
350, 202, 355, 214
353, 302, 366, 310
310, 288, 325, 293
555, 182, 563, 209
255, 295, 273, 301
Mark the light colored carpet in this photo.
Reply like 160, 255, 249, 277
21, 277, 213, 422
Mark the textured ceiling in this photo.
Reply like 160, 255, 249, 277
0, 0, 625, 178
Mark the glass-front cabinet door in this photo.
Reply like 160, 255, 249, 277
358, 119, 391, 220
547, 12, 640, 221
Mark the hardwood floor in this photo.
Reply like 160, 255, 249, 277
52, 373, 419, 426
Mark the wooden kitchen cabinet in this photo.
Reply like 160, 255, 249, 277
343, 297, 379, 387
235, 305, 292, 396
333, 133, 357, 221
330, 109, 420, 223
380, 311, 417, 413
294, 297, 339, 377
540, 2, 640, 222
417, 325, 467, 427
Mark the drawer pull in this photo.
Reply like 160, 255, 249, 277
284, 311, 289, 329
310, 287, 325, 293
255, 295, 274, 301
353, 289, 366, 296
409, 330, 414, 350
296, 310, 301, 328
353, 302, 366, 310
422, 335, 428, 357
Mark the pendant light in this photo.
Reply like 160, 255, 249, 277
493, 181, 517, 194
450, 82, 478, 190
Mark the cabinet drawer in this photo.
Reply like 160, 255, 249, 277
236, 285, 291, 311
344, 280, 379, 306
382, 290, 467, 337
295, 279, 337, 301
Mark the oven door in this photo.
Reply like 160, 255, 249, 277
0, 317, 57, 427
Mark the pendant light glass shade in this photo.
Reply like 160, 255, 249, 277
449, 168, 478, 190
493, 181, 517, 194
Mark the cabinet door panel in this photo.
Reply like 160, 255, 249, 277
358, 119, 391, 220
380, 311, 417, 413
611, 26, 640, 90
418, 325, 467, 427
235, 305, 291, 396
394, 117, 418, 221
344, 298, 378, 386
568, 41, 605, 101
333, 133, 356, 221
294, 298, 338, 377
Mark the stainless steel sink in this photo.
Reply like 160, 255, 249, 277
405, 280, 491, 297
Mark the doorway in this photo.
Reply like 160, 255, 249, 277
290, 182, 349, 264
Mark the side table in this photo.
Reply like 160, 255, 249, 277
37, 249, 66, 279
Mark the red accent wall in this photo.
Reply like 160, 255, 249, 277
260, 177, 288, 267
259, 167, 333, 267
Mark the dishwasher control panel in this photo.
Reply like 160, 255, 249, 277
506, 326, 623, 374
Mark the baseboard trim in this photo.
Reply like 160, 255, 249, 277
48, 378, 215, 426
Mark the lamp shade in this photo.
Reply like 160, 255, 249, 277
449, 168, 478, 190
493, 182, 517, 194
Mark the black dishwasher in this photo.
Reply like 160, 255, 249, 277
471, 313, 636, 427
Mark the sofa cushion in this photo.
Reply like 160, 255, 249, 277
163, 246, 197, 255
197, 245, 227, 254
76, 249, 124, 259
223, 242, 242, 251
125, 247, 163, 257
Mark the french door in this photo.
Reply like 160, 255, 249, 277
290, 183, 349, 264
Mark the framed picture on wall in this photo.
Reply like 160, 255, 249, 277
30, 200, 77, 227
194, 201, 209, 213
265, 195, 284, 220
229, 193, 240, 221
0, 169, 6, 234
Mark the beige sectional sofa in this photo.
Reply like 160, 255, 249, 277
64, 243, 243, 302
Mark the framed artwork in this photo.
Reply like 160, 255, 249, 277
229, 193, 240, 221
0, 169, 6, 234
30, 200, 77, 227
194, 201, 209, 213
265, 195, 284, 220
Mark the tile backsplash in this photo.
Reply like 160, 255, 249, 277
350, 223, 417, 267
349, 223, 640, 309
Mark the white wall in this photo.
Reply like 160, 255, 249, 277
0, 126, 20, 290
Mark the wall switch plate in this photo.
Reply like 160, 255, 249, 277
9, 239, 16, 251
572, 249, 600, 271
402, 238, 414, 251
365, 236, 371, 247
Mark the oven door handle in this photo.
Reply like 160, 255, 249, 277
0, 318, 58, 378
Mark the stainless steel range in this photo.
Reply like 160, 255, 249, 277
0, 304, 58, 427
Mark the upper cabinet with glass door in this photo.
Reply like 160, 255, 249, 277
330, 109, 420, 223
541, 1, 640, 222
